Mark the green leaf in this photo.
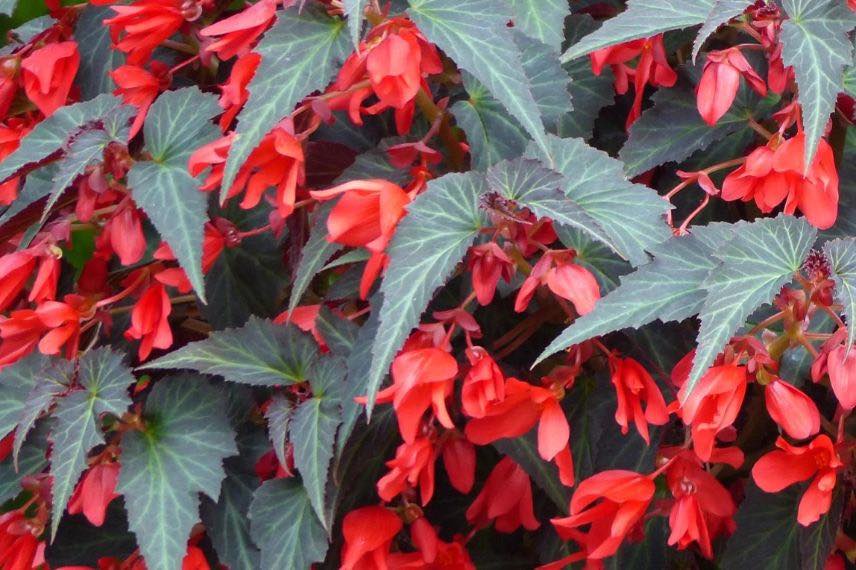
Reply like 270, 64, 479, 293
516, 32, 574, 130
845, 65, 856, 96
0, 421, 48, 505
780, 0, 856, 165
289, 203, 341, 313
339, 301, 380, 452
199, 431, 266, 570
365, 172, 488, 415
525, 135, 671, 266
0, 94, 124, 183
493, 432, 570, 512
343, 0, 366, 45
721, 483, 841, 569
408, 0, 550, 157
451, 76, 530, 171
561, 0, 714, 62
13, 361, 70, 467
823, 238, 856, 350
486, 157, 619, 257
687, 215, 817, 398
74, 6, 125, 99
129, 87, 221, 301
143, 87, 220, 164
620, 80, 766, 176
290, 397, 340, 530
315, 306, 359, 358
537, 233, 718, 363
118, 379, 236, 570
508, 0, 569, 51
0, 352, 47, 439
143, 317, 319, 386
222, 7, 350, 195
201, 204, 288, 329
554, 225, 630, 294
0, 0, 17, 16
249, 479, 328, 570
265, 394, 293, 474
692, 0, 755, 61
50, 348, 133, 537
557, 15, 614, 140
0, 164, 55, 225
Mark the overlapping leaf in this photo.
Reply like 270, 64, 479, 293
249, 479, 328, 570
128, 87, 221, 301
780, 0, 856, 164
408, 0, 550, 157
290, 395, 340, 530
525, 135, 671, 266
222, 7, 350, 194
343, 0, 366, 44
0, 353, 48, 439
118, 379, 236, 570
486, 157, 618, 255
50, 348, 133, 537
364, 172, 488, 415
823, 238, 855, 349
143, 317, 319, 386
561, 0, 715, 62
508, 0, 570, 51
537, 233, 719, 364
692, 0, 755, 61
74, 5, 125, 99
687, 215, 817, 398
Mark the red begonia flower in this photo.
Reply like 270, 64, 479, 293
465, 377, 569, 462
0, 60, 18, 121
721, 134, 839, 229
824, 345, 856, 410
35, 295, 87, 357
440, 432, 475, 494
102, 205, 147, 266
696, 47, 767, 126
124, 282, 172, 360
310, 179, 411, 253
466, 456, 540, 533
21, 41, 80, 117
664, 450, 736, 559
752, 434, 843, 526
388, 536, 476, 569
67, 463, 121, 527
466, 242, 514, 306
218, 52, 260, 130
111, 62, 170, 138
676, 364, 748, 462
461, 346, 505, 419
0, 310, 46, 368
341, 506, 403, 570
104, 0, 187, 65
514, 251, 600, 316
0, 510, 45, 570
377, 436, 437, 505
764, 378, 821, 439
551, 470, 654, 559
609, 356, 669, 444
200, 0, 276, 61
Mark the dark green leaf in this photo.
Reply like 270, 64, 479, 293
823, 238, 855, 349
525, 135, 671, 266
365, 172, 488, 415
537, 233, 718, 363
486, 157, 618, 256
0, 352, 48, 439
343, 0, 366, 44
408, 0, 550, 157
291, 397, 340, 530
780, 0, 856, 165
516, 32, 573, 130
289, 203, 341, 313
0, 94, 124, 183
688, 215, 817, 397
692, 0, 755, 61
74, 6, 124, 99
721, 484, 799, 569
118, 378, 236, 570
0, 420, 48, 504
265, 394, 293, 475
561, 0, 714, 62
0, 164, 56, 225
143, 317, 319, 386
554, 225, 631, 293
508, 0, 569, 51
222, 7, 350, 194
50, 348, 133, 537
249, 479, 328, 570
